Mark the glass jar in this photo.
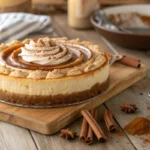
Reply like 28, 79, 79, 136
32, 0, 67, 14
68, 0, 100, 29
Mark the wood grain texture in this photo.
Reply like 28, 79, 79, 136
105, 73, 150, 149
104, 42, 150, 150
0, 63, 146, 135
0, 122, 37, 150
31, 105, 136, 150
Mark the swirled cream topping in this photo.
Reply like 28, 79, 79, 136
19, 38, 73, 65
0, 37, 108, 79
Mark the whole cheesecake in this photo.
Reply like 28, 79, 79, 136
0, 37, 109, 107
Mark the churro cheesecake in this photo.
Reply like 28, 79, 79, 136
0, 37, 109, 106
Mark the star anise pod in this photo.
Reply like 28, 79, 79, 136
121, 104, 138, 114
60, 129, 78, 140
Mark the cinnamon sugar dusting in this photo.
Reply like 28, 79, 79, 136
0, 66, 11, 75
46, 69, 65, 79
0, 37, 108, 79
9, 70, 28, 78
124, 117, 150, 136
67, 67, 82, 76
27, 70, 48, 79
116, 130, 125, 136
143, 138, 150, 143
123, 117, 150, 144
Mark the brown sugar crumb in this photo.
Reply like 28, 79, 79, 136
116, 130, 125, 136
143, 138, 150, 143
140, 135, 150, 143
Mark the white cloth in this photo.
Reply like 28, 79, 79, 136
0, 13, 52, 43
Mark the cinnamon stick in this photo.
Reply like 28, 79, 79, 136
86, 109, 95, 144
86, 126, 93, 144
123, 55, 140, 62
80, 118, 88, 142
81, 109, 107, 142
118, 55, 141, 68
104, 109, 117, 132
86, 109, 99, 144
80, 109, 95, 144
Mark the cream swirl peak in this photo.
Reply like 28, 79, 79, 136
19, 38, 73, 65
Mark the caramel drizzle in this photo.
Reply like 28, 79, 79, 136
0, 41, 93, 71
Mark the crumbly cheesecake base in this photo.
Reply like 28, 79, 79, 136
0, 79, 108, 106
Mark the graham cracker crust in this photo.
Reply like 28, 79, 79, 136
0, 79, 108, 107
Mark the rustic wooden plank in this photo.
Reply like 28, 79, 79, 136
103, 41, 150, 150
31, 105, 136, 150
105, 75, 150, 150
0, 122, 37, 150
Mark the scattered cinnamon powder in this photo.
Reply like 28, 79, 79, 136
139, 136, 150, 143
148, 106, 150, 110
116, 130, 125, 136
124, 117, 150, 136
143, 138, 150, 143
140, 135, 150, 143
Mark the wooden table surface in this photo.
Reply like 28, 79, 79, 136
0, 14, 150, 150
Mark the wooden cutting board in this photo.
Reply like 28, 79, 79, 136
0, 63, 146, 135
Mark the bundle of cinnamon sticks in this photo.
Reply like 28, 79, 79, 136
80, 109, 117, 144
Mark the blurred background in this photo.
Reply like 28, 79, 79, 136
0, 0, 150, 14
1, 0, 150, 49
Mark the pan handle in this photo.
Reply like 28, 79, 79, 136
109, 53, 123, 65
